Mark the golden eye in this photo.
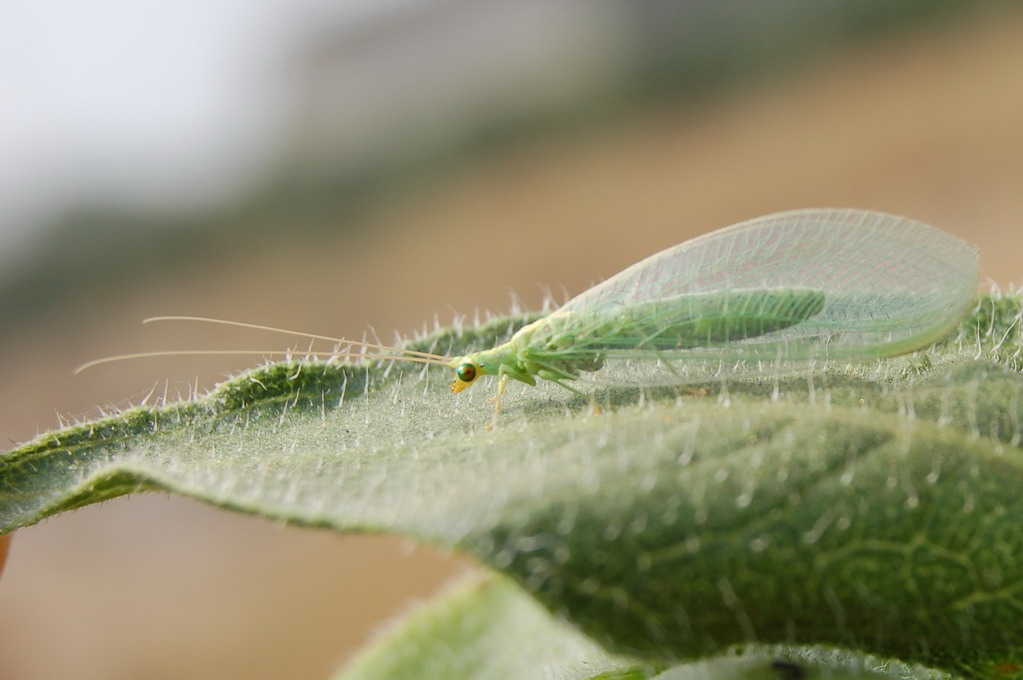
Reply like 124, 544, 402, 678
456, 363, 477, 383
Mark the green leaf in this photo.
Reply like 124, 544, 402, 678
337, 572, 948, 680
2, 294, 1023, 676
335, 572, 657, 680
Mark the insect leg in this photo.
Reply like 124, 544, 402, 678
485, 373, 511, 431
529, 361, 583, 390
542, 378, 586, 396
531, 358, 600, 414
491, 373, 510, 410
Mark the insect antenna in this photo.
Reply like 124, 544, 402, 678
74, 315, 456, 374
74, 349, 452, 374
142, 315, 452, 360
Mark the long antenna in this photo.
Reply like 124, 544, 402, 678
74, 349, 452, 374
143, 316, 451, 361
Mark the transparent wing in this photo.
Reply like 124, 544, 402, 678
553, 209, 978, 380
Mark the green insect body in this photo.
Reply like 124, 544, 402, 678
450, 287, 827, 396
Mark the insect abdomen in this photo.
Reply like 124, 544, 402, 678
578, 288, 825, 351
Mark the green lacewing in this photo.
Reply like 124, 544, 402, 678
80, 209, 979, 415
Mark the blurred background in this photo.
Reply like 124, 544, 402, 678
1, 1, 1021, 678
